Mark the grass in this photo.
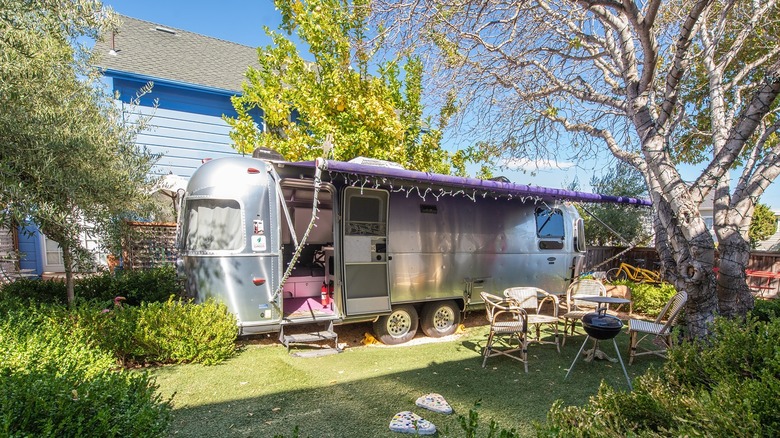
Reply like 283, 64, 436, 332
150, 318, 662, 437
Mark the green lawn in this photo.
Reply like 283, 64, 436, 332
151, 319, 662, 437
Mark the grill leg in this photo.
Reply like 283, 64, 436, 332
565, 335, 590, 380
613, 338, 633, 391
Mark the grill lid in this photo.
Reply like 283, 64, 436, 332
582, 309, 623, 340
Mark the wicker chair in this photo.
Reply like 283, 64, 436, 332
561, 279, 607, 346
503, 287, 560, 353
628, 290, 688, 364
480, 292, 529, 372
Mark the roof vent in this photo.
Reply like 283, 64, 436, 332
348, 157, 405, 170
155, 26, 177, 35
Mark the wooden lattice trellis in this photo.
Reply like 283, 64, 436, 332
122, 221, 178, 270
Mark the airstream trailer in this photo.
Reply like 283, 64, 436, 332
177, 155, 649, 345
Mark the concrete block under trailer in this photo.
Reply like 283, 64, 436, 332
177, 156, 650, 344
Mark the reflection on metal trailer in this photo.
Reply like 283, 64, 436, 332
177, 154, 650, 345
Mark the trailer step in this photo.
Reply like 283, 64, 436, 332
283, 330, 337, 344
279, 321, 341, 355
291, 347, 341, 358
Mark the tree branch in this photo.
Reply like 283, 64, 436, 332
657, 0, 713, 128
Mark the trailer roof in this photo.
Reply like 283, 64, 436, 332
281, 159, 652, 207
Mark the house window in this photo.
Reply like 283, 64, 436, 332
44, 237, 63, 267
40, 223, 106, 272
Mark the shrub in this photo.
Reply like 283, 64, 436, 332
751, 298, 780, 322
0, 265, 184, 306
0, 369, 172, 438
0, 304, 172, 437
77, 298, 238, 366
0, 278, 67, 305
78, 265, 185, 304
537, 316, 780, 436
609, 280, 677, 316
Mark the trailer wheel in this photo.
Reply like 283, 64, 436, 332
420, 300, 461, 337
373, 305, 418, 345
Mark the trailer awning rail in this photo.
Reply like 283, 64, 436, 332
281, 160, 652, 207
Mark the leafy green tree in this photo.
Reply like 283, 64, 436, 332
227, 0, 469, 174
0, 1, 156, 305
578, 163, 651, 246
749, 203, 777, 249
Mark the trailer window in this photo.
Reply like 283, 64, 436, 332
345, 189, 387, 236
183, 199, 244, 251
575, 218, 586, 252
536, 207, 565, 239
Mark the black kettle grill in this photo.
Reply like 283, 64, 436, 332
582, 308, 623, 340
566, 307, 632, 390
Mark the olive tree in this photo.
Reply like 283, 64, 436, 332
370, 0, 780, 337
0, 1, 156, 305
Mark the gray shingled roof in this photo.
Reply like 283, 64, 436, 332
94, 15, 258, 92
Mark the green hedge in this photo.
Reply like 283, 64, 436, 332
609, 280, 677, 316
537, 316, 780, 436
76, 298, 238, 366
0, 305, 172, 437
0, 265, 184, 305
751, 298, 780, 322
0, 294, 238, 436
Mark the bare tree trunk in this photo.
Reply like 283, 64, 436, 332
717, 232, 754, 318
655, 197, 718, 339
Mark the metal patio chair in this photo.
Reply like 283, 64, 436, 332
504, 287, 560, 353
562, 279, 607, 346
628, 290, 688, 364
480, 292, 529, 372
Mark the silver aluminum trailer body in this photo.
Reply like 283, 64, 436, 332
178, 155, 646, 343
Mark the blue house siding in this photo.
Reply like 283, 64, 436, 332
17, 225, 43, 275
128, 105, 244, 178
112, 77, 263, 179
18, 40, 266, 275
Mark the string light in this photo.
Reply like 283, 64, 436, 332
319, 171, 563, 205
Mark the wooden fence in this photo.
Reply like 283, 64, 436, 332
1, 226, 19, 282
122, 221, 178, 270
586, 246, 780, 272
585, 246, 780, 298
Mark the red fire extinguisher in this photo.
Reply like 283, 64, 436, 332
321, 282, 329, 307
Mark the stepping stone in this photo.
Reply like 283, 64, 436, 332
389, 411, 436, 435
415, 393, 453, 414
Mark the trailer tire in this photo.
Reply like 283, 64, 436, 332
420, 300, 461, 337
373, 305, 418, 345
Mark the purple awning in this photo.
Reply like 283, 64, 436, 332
282, 159, 652, 206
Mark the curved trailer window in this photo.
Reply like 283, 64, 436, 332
183, 199, 244, 251
536, 207, 565, 238
536, 207, 565, 250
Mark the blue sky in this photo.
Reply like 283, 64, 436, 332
101, 1, 780, 209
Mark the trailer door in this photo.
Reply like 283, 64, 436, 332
342, 187, 391, 315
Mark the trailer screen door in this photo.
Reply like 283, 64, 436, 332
342, 187, 391, 315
